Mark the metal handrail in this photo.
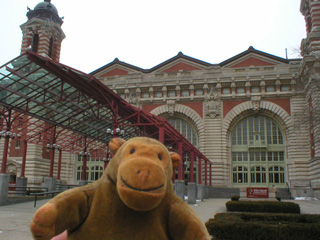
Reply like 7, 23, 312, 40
8, 186, 48, 195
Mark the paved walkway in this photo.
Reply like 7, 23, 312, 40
0, 198, 320, 240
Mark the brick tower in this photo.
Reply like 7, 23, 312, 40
299, 0, 320, 194
20, 0, 65, 62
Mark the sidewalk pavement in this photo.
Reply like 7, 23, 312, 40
0, 198, 320, 240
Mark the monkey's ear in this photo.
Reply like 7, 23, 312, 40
170, 152, 182, 169
109, 138, 126, 155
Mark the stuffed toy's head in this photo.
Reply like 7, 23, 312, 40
107, 137, 181, 212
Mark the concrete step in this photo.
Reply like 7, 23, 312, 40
277, 188, 292, 199
209, 188, 240, 198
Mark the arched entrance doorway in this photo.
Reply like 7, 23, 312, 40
231, 115, 286, 188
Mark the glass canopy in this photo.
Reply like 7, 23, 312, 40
0, 52, 211, 163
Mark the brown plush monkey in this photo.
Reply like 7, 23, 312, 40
30, 137, 210, 240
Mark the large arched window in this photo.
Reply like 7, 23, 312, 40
231, 115, 286, 187
168, 118, 198, 147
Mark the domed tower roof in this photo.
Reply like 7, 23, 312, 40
27, 0, 63, 25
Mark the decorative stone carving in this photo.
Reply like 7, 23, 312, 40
251, 96, 261, 113
203, 84, 209, 95
300, 38, 311, 57
205, 87, 221, 119
124, 88, 130, 99
166, 100, 176, 116
128, 92, 141, 108
309, 60, 320, 80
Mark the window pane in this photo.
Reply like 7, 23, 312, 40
182, 90, 189, 96
168, 117, 198, 147
195, 89, 203, 96
155, 92, 162, 97
243, 152, 248, 161
252, 86, 260, 93
237, 87, 245, 93
142, 92, 149, 98
222, 88, 231, 94
266, 86, 274, 92
168, 90, 175, 97
281, 85, 290, 91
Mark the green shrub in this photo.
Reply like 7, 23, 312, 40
231, 195, 240, 201
206, 213, 320, 240
226, 200, 300, 213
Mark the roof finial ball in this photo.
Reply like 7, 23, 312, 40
44, 0, 51, 3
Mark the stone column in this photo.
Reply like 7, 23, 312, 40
0, 173, 10, 205
16, 177, 27, 196
175, 141, 185, 200
187, 151, 197, 204
187, 182, 197, 204
197, 156, 204, 201
197, 184, 204, 201
44, 177, 56, 192
204, 185, 210, 199
174, 180, 185, 200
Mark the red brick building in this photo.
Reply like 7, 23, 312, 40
90, 0, 320, 198
1, 0, 320, 199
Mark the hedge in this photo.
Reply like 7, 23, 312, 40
226, 200, 300, 213
206, 213, 320, 240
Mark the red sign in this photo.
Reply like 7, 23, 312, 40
247, 187, 268, 198
9, 182, 16, 191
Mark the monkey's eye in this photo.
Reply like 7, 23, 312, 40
130, 148, 135, 154
158, 154, 162, 160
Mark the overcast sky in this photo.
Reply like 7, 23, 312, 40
0, 0, 306, 73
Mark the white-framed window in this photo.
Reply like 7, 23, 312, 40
266, 86, 274, 92
237, 87, 245, 93
181, 90, 189, 96
269, 166, 285, 183
76, 156, 104, 182
251, 86, 260, 93
168, 90, 176, 97
155, 91, 162, 98
222, 88, 231, 94
281, 85, 290, 92
90, 166, 104, 181
233, 166, 248, 183
195, 89, 203, 96
76, 166, 89, 181
250, 166, 266, 183
142, 92, 149, 98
